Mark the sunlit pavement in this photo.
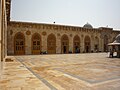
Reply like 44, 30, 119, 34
0, 53, 120, 90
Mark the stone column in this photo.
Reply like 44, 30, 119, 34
99, 38, 103, 52
101, 39, 104, 52
69, 34, 73, 53
91, 35, 94, 52
41, 33, 47, 53
81, 35, 84, 53
3, 0, 7, 58
0, 0, 7, 78
1, 0, 4, 62
0, 0, 2, 78
25, 31, 32, 55
56, 34, 61, 54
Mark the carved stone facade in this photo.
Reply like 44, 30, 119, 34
1, 0, 120, 57
7, 21, 120, 55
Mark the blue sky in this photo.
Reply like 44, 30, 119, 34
11, 0, 120, 30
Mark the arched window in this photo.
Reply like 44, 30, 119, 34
84, 36, 91, 53
14, 32, 25, 55
73, 35, 80, 53
32, 33, 41, 54
47, 34, 56, 54
61, 34, 69, 54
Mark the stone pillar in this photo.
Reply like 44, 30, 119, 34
3, 0, 8, 57
101, 39, 104, 52
1, 0, 4, 62
91, 35, 94, 52
25, 31, 32, 55
0, 0, 2, 78
56, 34, 61, 54
69, 34, 73, 53
0, 0, 7, 78
99, 38, 103, 52
81, 35, 84, 53
41, 34, 47, 53
4, 0, 7, 58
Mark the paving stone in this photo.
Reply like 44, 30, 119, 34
0, 53, 120, 90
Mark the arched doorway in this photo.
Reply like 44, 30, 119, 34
14, 32, 25, 55
94, 36, 99, 52
73, 35, 80, 53
61, 34, 69, 54
32, 33, 41, 54
47, 34, 56, 54
104, 35, 108, 52
84, 36, 91, 53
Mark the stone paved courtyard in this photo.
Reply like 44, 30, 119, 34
0, 53, 120, 90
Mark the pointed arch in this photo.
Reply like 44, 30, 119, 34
32, 33, 41, 54
61, 34, 69, 54
84, 35, 91, 53
14, 32, 25, 55
47, 33, 56, 54
73, 35, 80, 53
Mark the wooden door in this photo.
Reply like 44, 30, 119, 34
47, 34, 56, 54
32, 33, 41, 54
14, 33, 25, 55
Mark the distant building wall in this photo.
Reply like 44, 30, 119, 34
7, 21, 120, 55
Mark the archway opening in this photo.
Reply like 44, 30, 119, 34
73, 35, 80, 53
47, 34, 56, 54
61, 35, 69, 54
14, 32, 25, 55
32, 33, 41, 54
84, 36, 91, 53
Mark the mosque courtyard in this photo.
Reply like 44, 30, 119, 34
0, 53, 120, 90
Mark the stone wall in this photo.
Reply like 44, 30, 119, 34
7, 21, 120, 55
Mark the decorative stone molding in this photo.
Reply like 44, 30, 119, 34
100, 31, 111, 39
53, 26, 58, 30
42, 31, 47, 36
26, 30, 31, 35
46, 25, 52, 29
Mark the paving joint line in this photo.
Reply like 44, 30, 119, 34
15, 57, 57, 90
54, 68, 120, 86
